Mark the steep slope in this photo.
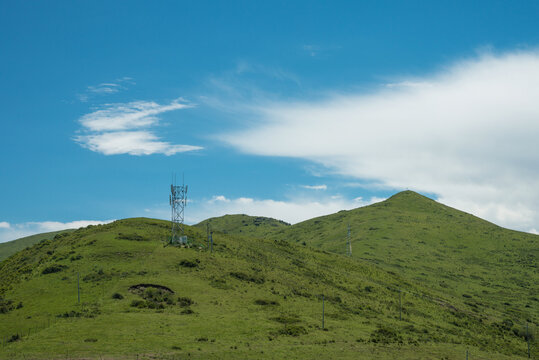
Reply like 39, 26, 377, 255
195, 214, 290, 238
266, 191, 538, 331
0, 229, 75, 262
0, 218, 533, 359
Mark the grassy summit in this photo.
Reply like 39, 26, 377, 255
264, 191, 538, 329
196, 214, 290, 238
0, 192, 536, 359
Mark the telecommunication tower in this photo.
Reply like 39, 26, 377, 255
169, 175, 188, 244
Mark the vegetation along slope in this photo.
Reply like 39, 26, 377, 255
0, 192, 535, 358
0, 229, 75, 262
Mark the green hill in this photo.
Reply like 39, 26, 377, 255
263, 191, 538, 331
196, 214, 290, 238
0, 229, 75, 262
0, 192, 536, 359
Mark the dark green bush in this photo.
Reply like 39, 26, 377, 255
42, 265, 67, 275
254, 299, 279, 306
8, 334, 20, 343
279, 325, 307, 336
271, 314, 300, 324
177, 297, 194, 307
0, 298, 14, 314
112, 293, 124, 300
117, 233, 147, 241
179, 259, 199, 268
230, 271, 265, 284
370, 326, 403, 344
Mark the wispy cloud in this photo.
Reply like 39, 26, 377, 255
186, 194, 384, 225
219, 50, 539, 232
0, 222, 10, 229
0, 220, 114, 243
301, 184, 327, 190
77, 77, 135, 102
75, 99, 202, 156
79, 100, 190, 132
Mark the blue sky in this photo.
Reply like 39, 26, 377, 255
1, 1, 539, 241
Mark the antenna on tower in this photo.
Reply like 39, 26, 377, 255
347, 223, 352, 257
170, 173, 188, 245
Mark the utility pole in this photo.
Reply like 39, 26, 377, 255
322, 295, 325, 330
526, 322, 530, 358
399, 289, 402, 321
347, 224, 352, 257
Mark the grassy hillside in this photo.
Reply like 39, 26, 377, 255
263, 191, 538, 336
196, 214, 290, 238
0, 229, 75, 262
0, 217, 534, 359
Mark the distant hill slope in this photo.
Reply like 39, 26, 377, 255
195, 214, 290, 238
0, 217, 534, 359
0, 230, 75, 262
264, 191, 538, 329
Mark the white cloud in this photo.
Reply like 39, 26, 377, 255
219, 50, 539, 232
75, 131, 202, 156
301, 184, 327, 190
186, 195, 383, 225
75, 99, 202, 156
0, 222, 10, 229
0, 220, 114, 243
529, 228, 539, 235
79, 100, 190, 132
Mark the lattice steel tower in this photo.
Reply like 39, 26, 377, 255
169, 175, 188, 244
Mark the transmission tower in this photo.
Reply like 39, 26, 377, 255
347, 223, 352, 256
169, 175, 188, 244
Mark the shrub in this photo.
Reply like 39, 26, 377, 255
179, 259, 199, 268
117, 233, 147, 241
370, 326, 403, 344
42, 265, 67, 275
254, 299, 279, 306
181, 308, 194, 315
84, 338, 98, 342
83, 269, 110, 282
177, 297, 194, 307
7, 334, 20, 343
0, 298, 14, 314
279, 325, 307, 336
230, 271, 265, 284
271, 314, 300, 324
112, 293, 124, 300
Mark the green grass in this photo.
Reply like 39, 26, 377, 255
0, 229, 75, 262
265, 191, 538, 328
196, 214, 290, 238
0, 192, 537, 359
